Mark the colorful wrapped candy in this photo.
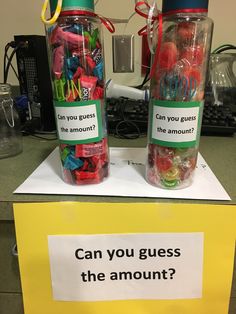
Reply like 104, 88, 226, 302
143, 0, 213, 189
42, 0, 114, 185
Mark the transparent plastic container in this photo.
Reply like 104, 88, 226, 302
0, 84, 22, 159
44, 11, 109, 185
146, 6, 213, 189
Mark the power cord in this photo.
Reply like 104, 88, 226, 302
212, 44, 236, 54
3, 40, 26, 84
107, 97, 148, 139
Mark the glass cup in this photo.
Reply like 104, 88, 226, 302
0, 84, 22, 159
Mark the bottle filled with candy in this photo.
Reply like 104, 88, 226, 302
41, 0, 114, 185
145, 0, 213, 189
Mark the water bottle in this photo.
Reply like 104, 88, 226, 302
41, 0, 114, 185
145, 0, 213, 189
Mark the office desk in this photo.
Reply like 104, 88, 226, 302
0, 135, 235, 314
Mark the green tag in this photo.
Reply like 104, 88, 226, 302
54, 100, 103, 144
149, 99, 203, 148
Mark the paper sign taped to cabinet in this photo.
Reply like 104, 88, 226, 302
48, 233, 203, 301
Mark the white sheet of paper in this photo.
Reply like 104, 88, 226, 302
48, 233, 204, 301
14, 147, 231, 201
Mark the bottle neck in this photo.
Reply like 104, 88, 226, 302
163, 9, 208, 17
163, 11, 209, 21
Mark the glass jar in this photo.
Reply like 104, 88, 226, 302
0, 84, 22, 159
43, 1, 110, 185
146, 0, 213, 189
205, 53, 236, 108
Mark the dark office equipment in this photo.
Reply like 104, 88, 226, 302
14, 35, 55, 131
106, 97, 236, 138
106, 97, 149, 138
201, 103, 236, 136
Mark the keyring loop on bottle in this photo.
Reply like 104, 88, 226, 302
41, 0, 115, 33
41, 0, 63, 25
1, 99, 15, 128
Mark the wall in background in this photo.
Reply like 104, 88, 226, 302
1, 0, 236, 87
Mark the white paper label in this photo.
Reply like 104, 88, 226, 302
152, 106, 200, 143
48, 233, 204, 301
55, 104, 99, 141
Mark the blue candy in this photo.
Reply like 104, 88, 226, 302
66, 56, 79, 71
93, 61, 103, 80
64, 24, 84, 34
64, 154, 84, 170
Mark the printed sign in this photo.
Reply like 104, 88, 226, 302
150, 100, 202, 148
54, 100, 103, 144
48, 233, 203, 301
13, 202, 236, 314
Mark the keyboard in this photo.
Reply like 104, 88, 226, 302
106, 97, 149, 138
106, 97, 236, 137
201, 103, 236, 136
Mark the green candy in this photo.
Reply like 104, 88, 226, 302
61, 147, 71, 162
54, 78, 66, 101
84, 28, 99, 50
162, 179, 178, 188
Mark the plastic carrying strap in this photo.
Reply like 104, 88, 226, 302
135, 1, 163, 77
41, 0, 63, 25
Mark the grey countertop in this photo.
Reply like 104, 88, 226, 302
0, 134, 235, 220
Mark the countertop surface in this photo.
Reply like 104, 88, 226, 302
0, 134, 235, 220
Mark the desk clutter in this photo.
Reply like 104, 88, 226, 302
106, 97, 236, 138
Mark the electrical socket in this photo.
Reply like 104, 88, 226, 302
112, 35, 134, 73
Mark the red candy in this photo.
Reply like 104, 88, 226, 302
61, 31, 88, 50
75, 139, 106, 158
50, 26, 63, 45
86, 55, 96, 72
180, 46, 204, 66
53, 45, 64, 79
183, 66, 201, 87
80, 75, 97, 100
50, 26, 88, 49
156, 156, 173, 172
177, 22, 195, 40
73, 66, 85, 81
93, 86, 104, 99
74, 168, 103, 184
159, 42, 178, 70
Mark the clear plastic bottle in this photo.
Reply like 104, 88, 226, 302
146, 0, 213, 189
42, 0, 112, 185
0, 84, 22, 159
